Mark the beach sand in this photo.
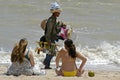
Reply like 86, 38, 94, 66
0, 65, 120, 80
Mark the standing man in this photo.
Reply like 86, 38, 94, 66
43, 2, 62, 69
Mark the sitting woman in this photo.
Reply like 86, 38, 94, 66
55, 39, 87, 77
7, 38, 36, 76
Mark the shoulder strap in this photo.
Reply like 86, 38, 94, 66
25, 50, 30, 61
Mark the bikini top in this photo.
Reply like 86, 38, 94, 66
25, 50, 30, 61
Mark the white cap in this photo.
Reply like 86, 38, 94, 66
50, 2, 62, 13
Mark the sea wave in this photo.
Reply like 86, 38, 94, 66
0, 41, 120, 67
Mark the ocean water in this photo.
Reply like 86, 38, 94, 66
0, 0, 120, 71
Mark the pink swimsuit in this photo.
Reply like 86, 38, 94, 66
59, 27, 68, 40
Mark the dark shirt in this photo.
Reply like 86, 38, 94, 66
45, 15, 58, 43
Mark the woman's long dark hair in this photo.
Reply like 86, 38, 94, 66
64, 39, 76, 58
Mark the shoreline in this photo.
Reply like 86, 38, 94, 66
0, 62, 120, 72
0, 65, 120, 80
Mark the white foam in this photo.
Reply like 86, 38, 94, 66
0, 41, 120, 70
0, 48, 8, 54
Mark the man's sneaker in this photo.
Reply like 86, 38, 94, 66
44, 67, 52, 69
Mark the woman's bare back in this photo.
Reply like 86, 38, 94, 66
60, 48, 77, 71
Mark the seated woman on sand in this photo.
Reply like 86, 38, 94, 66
55, 39, 87, 77
6, 38, 39, 76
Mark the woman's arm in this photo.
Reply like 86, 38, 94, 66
55, 49, 62, 68
76, 52, 87, 75
29, 51, 35, 67
55, 49, 63, 76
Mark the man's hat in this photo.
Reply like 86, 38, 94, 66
50, 2, 62, 13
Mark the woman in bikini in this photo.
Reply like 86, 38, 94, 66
55, 39, 87, 77
6, 38, 35, 76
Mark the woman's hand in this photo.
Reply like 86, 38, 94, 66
76, 69, 85, 77
55, 67, 62, 76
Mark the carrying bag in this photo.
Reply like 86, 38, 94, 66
40, 19, 48, 30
